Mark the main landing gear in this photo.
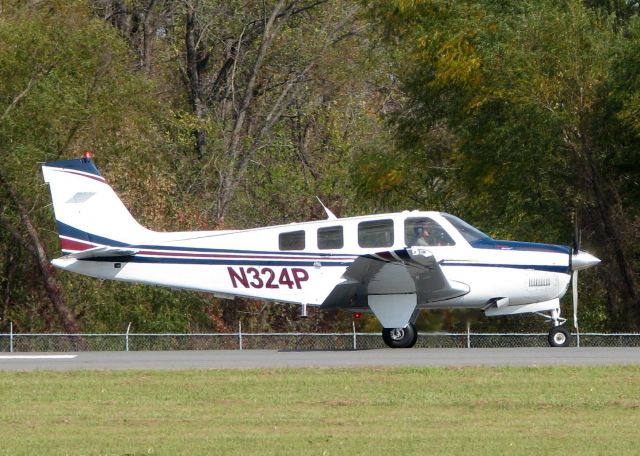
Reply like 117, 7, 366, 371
382, 323, 418, 349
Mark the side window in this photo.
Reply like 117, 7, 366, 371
358, 219, 394, 248
279, 230, 305, 250
405, 217, 455, 247
318, 226, 344, 250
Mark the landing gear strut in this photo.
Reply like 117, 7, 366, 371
541, 308, 571, 347
382, 323, 418, 349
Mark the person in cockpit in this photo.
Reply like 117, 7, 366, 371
413, 223, 433, 246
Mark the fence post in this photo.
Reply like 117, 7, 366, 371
9, 321, 13, 353
238, 321, 243, 351
125, 322, 132, 352
466, 322, 471, 349
352, 321, 357, 351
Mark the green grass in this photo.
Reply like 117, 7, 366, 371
1, 366, 639, 455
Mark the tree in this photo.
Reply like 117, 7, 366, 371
365, 0, 640, 329
1, 0, 393, 333
0, 1, 168, 332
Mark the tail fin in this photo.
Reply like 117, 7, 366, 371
42, 155, 150, 254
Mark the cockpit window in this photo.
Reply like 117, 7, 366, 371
405, 217, 455, 246
442, 214, 492, 243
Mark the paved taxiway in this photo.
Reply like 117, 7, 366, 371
1, 348, 639, 370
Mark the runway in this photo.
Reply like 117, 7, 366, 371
1, 347, 639, 370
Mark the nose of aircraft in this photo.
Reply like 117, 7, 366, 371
571, 250, 601, 271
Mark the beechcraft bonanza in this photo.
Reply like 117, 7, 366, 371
42, 153, 601, 348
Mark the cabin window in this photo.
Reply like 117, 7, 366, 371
318, 226, 344, 250
279, 230, 305, 250
358, 219, 394, 248
405, 217, 455, 247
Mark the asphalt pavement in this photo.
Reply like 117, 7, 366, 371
1, 347, 639, 371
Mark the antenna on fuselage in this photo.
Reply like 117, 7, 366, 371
316, 196, 337, 220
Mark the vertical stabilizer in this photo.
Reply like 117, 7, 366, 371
42, 155, 150, 254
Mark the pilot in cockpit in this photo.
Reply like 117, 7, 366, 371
410, 219, 454, 246
413, 222, 433, 246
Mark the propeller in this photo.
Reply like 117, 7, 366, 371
572, 211, 581, 256
571, 212, 581, 335
570, 212, 601, 346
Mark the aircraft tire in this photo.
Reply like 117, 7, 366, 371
382, 323, 418, 349
548, 326, 570, 347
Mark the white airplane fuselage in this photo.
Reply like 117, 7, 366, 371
53, 211, 572, 310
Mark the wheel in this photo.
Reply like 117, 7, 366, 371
548, 326, 571, 347
382, 323, 418, 348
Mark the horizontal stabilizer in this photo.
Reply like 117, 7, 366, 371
59, 246, 138, 260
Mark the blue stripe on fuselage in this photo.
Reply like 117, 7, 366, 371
441, 261, 570, 274
76, 255, 568, 273
86, 256, 351, 267
470, 239, 571, 255
57, 222, 128, 247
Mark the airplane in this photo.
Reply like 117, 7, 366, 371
41, 152, 601, 348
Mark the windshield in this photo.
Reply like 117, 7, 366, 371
442, 214, 492, 243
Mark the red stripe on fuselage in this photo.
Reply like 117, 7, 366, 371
137, 249, 353, 261
60, 237, 95, 251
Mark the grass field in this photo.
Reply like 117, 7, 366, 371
1, 366, 639, 455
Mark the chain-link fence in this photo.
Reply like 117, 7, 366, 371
2, 330, 640, 352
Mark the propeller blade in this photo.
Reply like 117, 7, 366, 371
572, 270, 579, 331
572, 211, 581, 254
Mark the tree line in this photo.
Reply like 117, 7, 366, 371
0, 0, 638, 333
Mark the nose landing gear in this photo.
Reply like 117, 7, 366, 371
548, 325, 570, 347
540, 308, 571, 347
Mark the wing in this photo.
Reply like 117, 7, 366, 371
321, 247, 469, 309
